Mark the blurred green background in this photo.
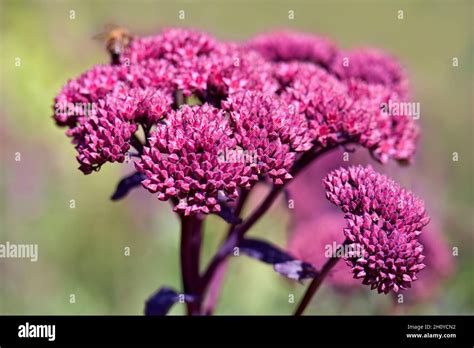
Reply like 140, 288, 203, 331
0, 0, 472, 315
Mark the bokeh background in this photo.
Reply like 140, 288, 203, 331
0, 0, 472, 315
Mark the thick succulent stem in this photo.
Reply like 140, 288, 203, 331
180, 214, 203, 315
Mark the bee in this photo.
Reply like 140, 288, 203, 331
94, 24, 133, 64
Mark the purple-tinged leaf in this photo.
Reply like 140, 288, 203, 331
111, 172, 146, 201
273, 260, 319, 280
239, 238, 294, 264
238, 238, 318, 280
144, 287, 194, 316
216, 202, 242, 225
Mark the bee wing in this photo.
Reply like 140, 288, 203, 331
104, 23, 121, 31
92, 32, 107, 41
92, 23, 121, 40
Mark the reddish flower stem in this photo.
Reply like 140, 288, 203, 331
294, 238, 350, 316
202, 260, 228, 315
180, 214, 203, 315
130, 134, 144, 154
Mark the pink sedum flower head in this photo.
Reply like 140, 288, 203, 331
54, 65, 120, 128
121, 27, 217, 65
104, 86, 173, 125
54, 59, 176, 124
135, 104, 257, 216
66, 85, 173, 174
70, 110, 137, 175
330, 49, 409, 98
279, 63, 349, 146
247, 30, 337, 68
323, 165, 430, 294
346, 80, 420, 164
205, 45, 279, 100
222, 91, 312, 185
275, 61, 419, 164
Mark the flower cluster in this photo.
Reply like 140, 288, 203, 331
288, 211, 451, 299
248, 31, 417, 163
135, 104, 256, 215
273, 62, 418, 163
222, 91, 313, 185
69, 111, 137, 175
247, 30, 337, 68
54, 28, 422, 215
323, 165, 430, 293
330, 49, 409, 98
247, 31, 408, 96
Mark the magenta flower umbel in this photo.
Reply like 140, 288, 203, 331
247, 30, 337, 67
330, 48, 409, 98
135, 103, 255, 215
53, 27, 435, 316
323, 165, 430, 293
